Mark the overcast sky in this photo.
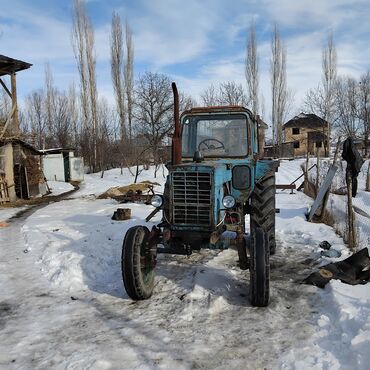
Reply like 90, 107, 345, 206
1, 0, 370, 122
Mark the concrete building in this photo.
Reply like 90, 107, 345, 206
41, 148, 84, 182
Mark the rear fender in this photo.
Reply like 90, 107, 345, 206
255, 159, 279, 183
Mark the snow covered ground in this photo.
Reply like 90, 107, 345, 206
308, 158, 370, 250
0, 206, 29, 222
46, 181, 75, 196
0, 162, 369, 369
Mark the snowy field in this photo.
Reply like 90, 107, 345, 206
0, 161, 370, 369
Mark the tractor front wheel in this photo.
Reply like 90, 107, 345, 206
121, 226, 155, 300
249, 227, 270, 307
250, 172, 276, 254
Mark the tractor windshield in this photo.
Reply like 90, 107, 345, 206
181, 114, 249, 158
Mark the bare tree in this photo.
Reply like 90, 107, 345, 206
358, 70, 370, 156
43, 66, 74, 149
134, 72, 173, 177
180, 93, 195, 113
110, 12, 126, 141
200, 82, 248, 107
245, 20, 259, 115
0, 87, 11, 123
71, 0, 88, 130
26, 82, 74, 150
72, 0, 99, 171
26, 90, 46, 149
200, 84, 218, 106
303, 86, 327, 117
218, 81, 248, 106
68, 82, 80, 151
44, 63, 55, 144
97, 97, 116, 177
270, 23, 289, 152
125, 20, 134, 141
322, 32, 337, 154
334, 76, 360, 137
303, 33, 337, 155
52, 92, 71, 148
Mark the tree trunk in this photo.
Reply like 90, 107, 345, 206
134, 164, 140, 183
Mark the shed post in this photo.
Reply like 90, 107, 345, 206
4, 143, 16, 201
10, 72, 19, 136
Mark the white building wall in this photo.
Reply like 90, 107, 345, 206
69, 157, 84, 182
43, 154, 65, 182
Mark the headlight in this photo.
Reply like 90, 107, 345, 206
222, 195, 236, 209
150, 195, 163, 208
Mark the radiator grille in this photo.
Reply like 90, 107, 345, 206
172, 171, 212, 225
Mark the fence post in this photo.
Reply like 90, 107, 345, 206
315, 147, 320, 197
346, 170, 356, 249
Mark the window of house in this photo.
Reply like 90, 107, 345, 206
294, 141, 300, 149
316, 141, 322, 148
292, 127, 300, 135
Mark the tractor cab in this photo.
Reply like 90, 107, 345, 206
181, 108, 252, 160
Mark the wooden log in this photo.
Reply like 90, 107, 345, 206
276, 184, 296, 190
111, 208, 131, 221
276, 184, 296, 194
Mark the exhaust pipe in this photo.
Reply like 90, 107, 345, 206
171, 82, 182, 165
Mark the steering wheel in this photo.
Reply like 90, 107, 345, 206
198, 138, 226, 151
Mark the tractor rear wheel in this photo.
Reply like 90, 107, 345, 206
249, 227, 270, 307
250, 172, 276, 254
121, 226, 155, 300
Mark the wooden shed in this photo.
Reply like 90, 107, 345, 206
0, 138, 46, 202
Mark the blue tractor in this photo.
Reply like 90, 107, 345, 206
121, 83, 279, 306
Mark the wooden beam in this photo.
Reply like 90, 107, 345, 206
308, 165, 337, 221
10, 73, 19, 135
0, 68, 11, 75
276, 184, 296, 190
0, 78, 12, 98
